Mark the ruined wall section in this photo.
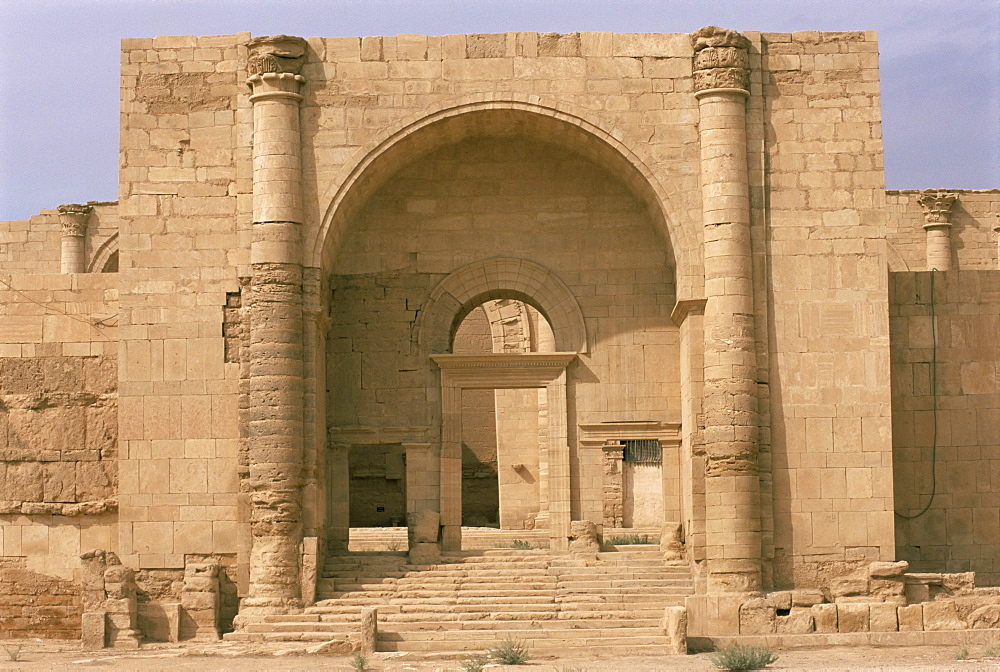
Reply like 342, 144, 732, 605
117, 35, 247, 571
759, 31, 896, 587
890, 270, 1000, 585
0, 273, 118, 639
885, 190, 1000, 271
0, 202, 119, 274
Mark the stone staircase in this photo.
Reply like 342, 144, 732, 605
226, 545, 693, 655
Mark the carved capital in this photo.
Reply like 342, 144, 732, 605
918, 190, 959, 226
57, 203, 92, 237
690, 26, 750, 95
247, 34, 308, 76
693, 67, 751, 93
694, 46, 749, 71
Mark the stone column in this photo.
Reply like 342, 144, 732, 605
58, 203, 91, 273
918, 190, 958, 271
242, 34, 308, 615
691, 26, 761, 593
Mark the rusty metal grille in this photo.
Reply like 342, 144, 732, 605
622, 439, 661, 464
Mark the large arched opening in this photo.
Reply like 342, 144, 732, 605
318, 104, 686, 553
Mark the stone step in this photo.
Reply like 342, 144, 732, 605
376, 634, 674, 653
245, 622, 354, 634
377, 590, 558, 600
557, 580, 693, 590
556, 593, 685, 603
374, 617, 663, 631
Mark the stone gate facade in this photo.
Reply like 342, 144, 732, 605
1, 27, 999, 643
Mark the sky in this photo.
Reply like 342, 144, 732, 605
0, 0, 997, 221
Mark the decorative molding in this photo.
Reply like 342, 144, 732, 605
578, 421, 682, 449
431, 352, 576, 389
917, 190, 959, 227
416, 257, 589, 355
690, 26, 751, 95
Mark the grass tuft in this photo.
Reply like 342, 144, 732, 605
488, 637, 531, 665
511, 539, 532, 549
350, 651, 369, 671
461, 652, 490, 672
955, 646, 970, 661
710, 644, 779, 671
3, 645, 23, 662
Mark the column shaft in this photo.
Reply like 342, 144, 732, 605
691, 26, 761, 594
242, 35, 308, 614
58, 204, 91, 273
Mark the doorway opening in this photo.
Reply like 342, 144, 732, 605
451, 299, 555, 536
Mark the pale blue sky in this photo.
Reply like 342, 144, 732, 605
0, 0, 997, 220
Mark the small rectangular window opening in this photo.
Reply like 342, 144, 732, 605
621, 439, 661, 464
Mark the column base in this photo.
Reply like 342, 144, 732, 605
234, 596, 303, 626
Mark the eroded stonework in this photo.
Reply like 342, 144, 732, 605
1, 27, 998, 650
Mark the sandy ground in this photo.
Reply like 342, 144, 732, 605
0, 639, 999, 671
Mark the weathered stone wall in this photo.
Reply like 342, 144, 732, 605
0, 202, 119, 274
0, 566, 82, 639
118, 34, 246, 573
1, 356, 118, 513
761, 31, 896, 588
0, 271, 120, 639
890, 270, 1000, 585
886, 190, 1000, 271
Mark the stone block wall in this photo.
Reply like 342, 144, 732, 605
118, 34, 246, 573
0, 272, 119, 638
890, 270, 1000, 585
886, 190, 1000, 271
760, 30, 896, 587
0, 566, 82, 639
0, 202, 119, 274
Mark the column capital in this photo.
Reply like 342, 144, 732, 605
918, 190, 959, 228
690, 26, 751, 96
57, 203, 92, 237
246, 34, 307, 101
